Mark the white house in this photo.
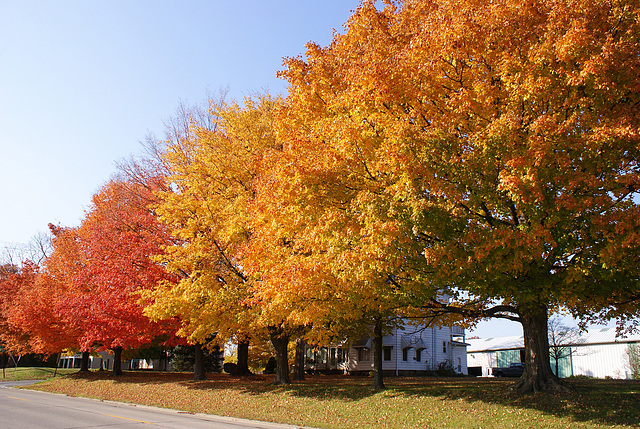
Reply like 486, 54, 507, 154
58, 351, 170, 371
467, 327, 640, 379
306, 322, 468, 376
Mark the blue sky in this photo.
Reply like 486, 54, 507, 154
0, 0, 361, 247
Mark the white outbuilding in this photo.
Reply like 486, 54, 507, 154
467, 327, 640, 379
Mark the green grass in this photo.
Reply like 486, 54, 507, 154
25, 372, 640, 428
1, 366, 78, 381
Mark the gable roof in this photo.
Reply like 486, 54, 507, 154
467, 328, 640, 353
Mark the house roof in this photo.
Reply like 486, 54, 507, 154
467, 327, 640, 353
352, 337, 372, 348
401, 335, 427, 349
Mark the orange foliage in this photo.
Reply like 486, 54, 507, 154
274, 0, 640, 327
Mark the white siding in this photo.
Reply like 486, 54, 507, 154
467, 330, 639, 379
348, 322, 468, 375
467, 351, 498, 377
348, 347, 373, 372
571, 343, 635, 379
452, 342, 468, 374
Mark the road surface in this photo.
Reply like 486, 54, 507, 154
0, 380, 306, 429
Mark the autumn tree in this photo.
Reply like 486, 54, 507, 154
145, 95, 283, 380
61, 178, 178, 376
276, 0, 640, 393
0, 262, 36, 356
231, 92, 421, 387
45, 224, 98, 371
244, 82, 429, 389
6, 265, 82, 359
0, 228, 87, 364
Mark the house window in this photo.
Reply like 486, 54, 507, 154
337, 348, 347, 364
416, 348, 423, 362
358, 348, 370, 362
319, 347, 328, 364
443, 341, 447, 353
402, 347, 411, 362
383, 346, 392, 361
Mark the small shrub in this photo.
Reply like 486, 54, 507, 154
264, 357, 277, 374
436, 361, 458, 377
223, 362, 237, 374
170, 345, 223, 373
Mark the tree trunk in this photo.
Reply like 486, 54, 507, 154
79, 351, 90, 372
515, 304, 572, 393
268, 325, 291, 385
53, 353, 60, 377
293, 335, 306, 381
112, 347, 123, 376
193, 343, 207, 380
234, 338, 252, 376
9, 352, 18, 368
371, 322, 386, 390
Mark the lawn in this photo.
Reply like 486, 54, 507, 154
26, 372, 640, 428
1, 366, 77, 381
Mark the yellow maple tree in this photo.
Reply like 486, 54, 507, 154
144, 95, 285, 378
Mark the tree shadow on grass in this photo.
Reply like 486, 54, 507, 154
182, 372, 384, 400
68, 370, 194, 385
388, 377, 640, 428
66, 372, 640, 427
71, 370, 381, 400
182, 374, 640, 426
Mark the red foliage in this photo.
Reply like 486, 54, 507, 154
60, 179, 180, 352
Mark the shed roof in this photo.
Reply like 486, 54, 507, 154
467, 328, 640, 353
577, 327, 640, 345
467, 335, 524, 352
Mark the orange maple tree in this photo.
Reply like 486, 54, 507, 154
273, 0, 640, 393
0, 262, 39, 356
0, 227, 84, 362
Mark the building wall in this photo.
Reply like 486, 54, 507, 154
467, 342, 638, 379
571, 342, 636, 379
58, 351, 127, 371
59, 351, 168, 372
467, 351, 496, 377
348, 323, 468, 375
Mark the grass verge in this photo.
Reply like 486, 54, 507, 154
1, 366, 77, 381
26, 372, 640, 428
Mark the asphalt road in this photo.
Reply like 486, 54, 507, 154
0, 381, 305, 429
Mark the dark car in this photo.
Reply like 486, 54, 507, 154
492, 362, 524, 377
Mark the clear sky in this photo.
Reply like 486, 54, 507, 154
0, 0, 361, 248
